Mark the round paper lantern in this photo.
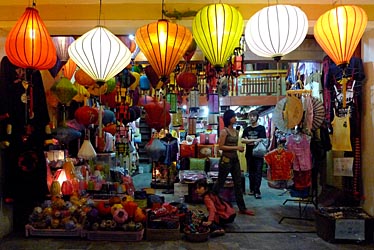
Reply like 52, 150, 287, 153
245, 5, 308, 61
5, 7, 57, 70
74, 106, 99, 126
314, 5, 367, 67
193, 4, 243, 68
144, 100, 171, 131
139, 75, 151, 91
176, 72, 197, 91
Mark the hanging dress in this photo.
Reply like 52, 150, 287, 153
331, 107, 352, 152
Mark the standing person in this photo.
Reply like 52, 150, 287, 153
242, 110, 267, 199
213, 109, 254, 216
195, 179, 236, 237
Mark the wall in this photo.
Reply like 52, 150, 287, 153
361, 30, 374, 216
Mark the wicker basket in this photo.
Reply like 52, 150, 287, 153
184, 228, 210, 242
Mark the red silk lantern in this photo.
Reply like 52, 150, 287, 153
144, 65, 160, 89
123, 201, 138, 219
183, 38, 197, 62
5, 7, 56, 70
74, 106, 99, 127
61, 180, 74, 196
144, 100, 171, 131
117, 35, 137, 53
176, 72, 197, 91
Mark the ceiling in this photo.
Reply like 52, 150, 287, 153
0, 0, 374, 36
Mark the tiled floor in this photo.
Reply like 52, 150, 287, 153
1, 173, 374, 250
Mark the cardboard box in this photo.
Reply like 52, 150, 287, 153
315, 207, 374, 243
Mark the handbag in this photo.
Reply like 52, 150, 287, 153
252, 139, 268, 157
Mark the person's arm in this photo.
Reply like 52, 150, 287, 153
202, 195, 217, 226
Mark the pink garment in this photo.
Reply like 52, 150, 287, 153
204, 193, 236, 224
286, 134, 312, 171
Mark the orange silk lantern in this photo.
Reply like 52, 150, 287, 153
60, 58, 77, 80
314, 5, 367, 68
75, 69, 96, 87
135, 19, 193, 82
5, 6, 56, 70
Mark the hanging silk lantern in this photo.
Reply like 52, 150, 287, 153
172, 109, 183, 127
166, 92, 178, 113
117, 35, 137, 53
183, 38, 197, 62
50, 77, 78, 105
245, 5, 308, 61
78, 139, 97, 160
176, 72, 197, 91
192, 4, 243, 69
68, 26, 132, 85
139, 75, 151, 91
208, 93, 219, 114
314, 5, 367, 68
135, 19, 193, 82
208, 113, 219, 125
188, 117, 197, 135
143, 100, 171, 131
75, 106, 99, 127
75, 69, 96, 87
59, 58, 77, 80
189, 89, 199, 110
52, 36, 75, 62
5, 6, 56, 70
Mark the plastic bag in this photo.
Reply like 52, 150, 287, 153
252, 139, 268, 158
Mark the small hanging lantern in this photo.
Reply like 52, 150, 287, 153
189, 88, 200, 111
208, 93, 219, 114
172, 109, 183, 127
188, 117, 197, 135
166, 92, 178, 113
52, 36, 75, 62
208, 114, 219, 125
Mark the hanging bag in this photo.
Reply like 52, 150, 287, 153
252, 139, 268, 158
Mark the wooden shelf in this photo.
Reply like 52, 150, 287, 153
198, 95, 285, 107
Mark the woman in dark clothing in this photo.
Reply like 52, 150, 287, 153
213, 109, 255, 216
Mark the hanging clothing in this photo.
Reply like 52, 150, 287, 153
160, 135, 179, 165
264, 147, 294, 181
286, 133, 312, 171
331, 108, 352, 152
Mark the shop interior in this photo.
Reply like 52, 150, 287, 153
0, 2, 372, 246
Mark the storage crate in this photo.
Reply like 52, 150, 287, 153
25, 224, 83, 238
315, 207, 374, 243
84, 229, 144, 241
146, 226, 181, 241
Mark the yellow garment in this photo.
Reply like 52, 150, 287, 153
237, 127, 247, 172
331, 109, 352, 152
